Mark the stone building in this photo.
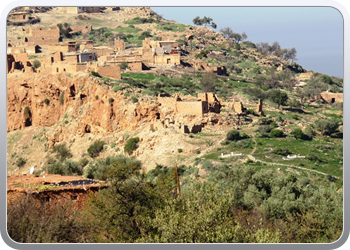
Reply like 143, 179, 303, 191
319, 91, 343, 104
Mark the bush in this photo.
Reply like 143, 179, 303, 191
257, 125, 272, 137
91, 71, 101, 77
84, 155, 142, 181
59, 91, 65, 105
119, 62, 128, 70
274, 148, 292, 156
79, 158, 89, 168
270, 129, 284, 138
23, 106, 31, 118
16, 157, 27, 168
32, 59, 41, 69
48, 160, 83, 176
226, 130, 241, 141
291, 128, 310, 140
201, 160, 214, 172
87, 141, 106, 158
178, 148, 183, 153
44, 98, 50, 105
124, 137, 140, 155
315, 118, 339, 135
131, 96, 139, 103
52, 143, 72, 160
113, 84, 123, 92
108, 98, 114, 104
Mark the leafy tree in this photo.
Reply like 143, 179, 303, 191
193, 16, 217, 29
7, 196, 86, 243
268, 90, 289, 109
199, 72, 217, 92
220, 27, 247, 44
315, 118, 339, 135
85, 156, 163, 242
57, 23, 72, 39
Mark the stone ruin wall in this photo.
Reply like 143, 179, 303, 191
320, 92, 343, 103
96, 65, 121, 79
176, 101, 206, 116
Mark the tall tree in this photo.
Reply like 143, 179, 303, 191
193, 16, 217, 29
268, 89, 289, 109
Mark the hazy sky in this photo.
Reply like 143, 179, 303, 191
152, 7, 344, 78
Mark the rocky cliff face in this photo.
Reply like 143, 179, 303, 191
7, 72, 162, 148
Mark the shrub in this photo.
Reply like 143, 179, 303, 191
85, 155, 142, 180
44, 98, 50, 105
201, 160, 213, 172
23, 106, 31, 118
59, 91, 65, 105
270, 129, 284, 138
87, 141, 106, 158
16, 157, 27, 168
119, 62, 128, 70
52, 143, 72, 160
178, 148, 183, 153
108, 98, 114, 104
124, 137, 140, 155
315, 118, 339, 135
48, 160, 83, 176
91, 71, 101, 77
111, 142, 116, 148
257, 125, 272, 137
274, 148, 292, 156
226, 130, 241, 141
131, 96, 139, 103
79, 158, 89, 168
113, 84, 123, 92
291, 128, 310, 140
32, 59, 41, 69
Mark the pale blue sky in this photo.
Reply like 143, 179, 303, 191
152, 7, 344, 78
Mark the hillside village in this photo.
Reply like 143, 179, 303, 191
6, 7, 343, 244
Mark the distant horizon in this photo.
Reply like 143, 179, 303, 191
152, 7, 344, 78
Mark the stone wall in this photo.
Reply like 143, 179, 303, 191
320, 92, 343, 103
114, 38, 126, 51
176, 101, 207, 115
154, 54, 180, 65
25, 26, 60, 46
96, 65, 121, 79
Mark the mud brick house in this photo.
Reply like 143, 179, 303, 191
7, 53, 34, 74
193, 61, 227, 76
319, 91, 343, 104
157, 92, 222, 116
22, 26, 60, 52
8, 11, 30, 22
114, 37, 126, 51
141, 38, 181, 66
96, 65, 122, 79
56, 7, 101, 14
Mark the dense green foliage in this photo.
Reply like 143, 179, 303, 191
124, 137, 140, 155
8, 158, 343, 243
87, 141, 106, 158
